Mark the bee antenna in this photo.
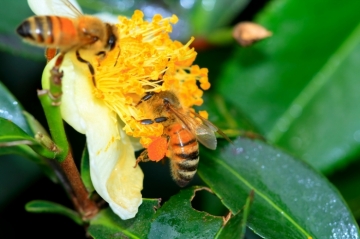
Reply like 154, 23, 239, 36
113, 45, 121, 67
76, 50, 96, 87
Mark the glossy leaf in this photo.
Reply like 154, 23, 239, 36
0, 117, 55, 159
0, 83, 56, 181
0, 81, 31, 135
89, 199, 160, 238
217, 212, 244, 239
216, 191, 254, 239
0, 117, 37, 145
25, 200, 82, 225
23, 111, 49, 137
89, 187, 224, 238
216, 0, 360, 173
148, 187, 223, 238
198, 137, 360, 238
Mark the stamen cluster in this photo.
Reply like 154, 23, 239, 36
94, 10, 210, 147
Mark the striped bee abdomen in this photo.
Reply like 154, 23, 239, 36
16, 16, 78, 49
169, 126, 199, 187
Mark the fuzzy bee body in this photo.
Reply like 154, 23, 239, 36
165, 123, 199, 187
135, 91, 223, 187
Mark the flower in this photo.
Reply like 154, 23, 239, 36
30, 0, 209, 220
43, 54, 144, 219
93, 11, 210, 148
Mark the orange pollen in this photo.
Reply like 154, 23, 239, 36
147, 136, 168, 161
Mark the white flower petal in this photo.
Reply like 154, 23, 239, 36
42, 54, 144, 219
28, 0, 83, 17
42, 55, 85, 134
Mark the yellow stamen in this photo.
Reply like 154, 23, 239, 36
93, 10, 210, 147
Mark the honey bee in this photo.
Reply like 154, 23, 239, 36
16, 0, 118, 85
134, 91, 229, 187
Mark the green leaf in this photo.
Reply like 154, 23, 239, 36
89, 188, 224, 238
89, 199, 160, 238
216, 0, 360, 173
198, 138, 360, 238
217, 212, 244, 239
0, 117, 55, 159
0, 83, 56, 181
148, 187, 223, 238
23, 111, 50, 137
0, 117, 37, 145
0, 81, 32, 135
216, 191, 254, 239
25, 200, 82, 225
80, 145, 94, 193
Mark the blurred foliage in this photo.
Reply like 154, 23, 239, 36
217, 0, 360, 175
200, 138, 358, 238
1, 0, 360, 238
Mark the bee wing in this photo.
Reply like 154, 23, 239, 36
193, 123, 217, 150
168, 106, 218, 150
28, 0, 83, 17
193, 111, 232, 144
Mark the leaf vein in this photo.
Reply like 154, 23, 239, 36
208, 156, 311, 238
268, 22, 360, 142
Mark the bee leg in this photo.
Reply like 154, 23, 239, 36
50, 64, 63, 86
138, 119, 155, 125
47, 52, 65, 106
75, 50, 96, 87
135, 92, 155, 107
131, 116, 159, 126
154, 117, 168, 123
135, 63, 170, 105
45, 48, 57, 62
135, 116, 168, 125
134, 150, 150, 168
53, 52, 65, 70
48, 68, 63, 106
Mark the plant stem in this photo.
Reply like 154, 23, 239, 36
38, 79, 99, 220
60, 151, 98, 220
